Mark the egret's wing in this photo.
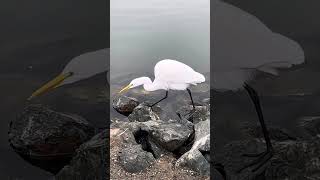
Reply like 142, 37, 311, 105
212, 1, 304, 71
154, 59, 205, 84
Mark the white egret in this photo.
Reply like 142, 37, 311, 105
212, 0, 304, 173
118, 59, 205, 111
28, 48, 109, 100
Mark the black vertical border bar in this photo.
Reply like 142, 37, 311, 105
105, 0, 110, 179
210, 1, 215, 179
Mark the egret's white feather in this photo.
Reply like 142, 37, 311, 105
212, 0, 304, 90
127, 59, 205, 91
154, 59, 205, 90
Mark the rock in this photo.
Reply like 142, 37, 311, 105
118, 144, 155, 173
8, 104, 95, 174
113, 96, 139, 116
195, 119, 210, 140
299, 116, 320, 138
176, 105, 209, 124
243, 123, 298, 141
140, 120, 194, 151
128, 103, 160, 122
118, 128, 138, 145
55, 130, 108, 180
175, 119, 210, 175
202, 98, 210, 106
215, 138, 320, 180
176, 149, 210, 176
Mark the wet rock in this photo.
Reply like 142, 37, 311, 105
55, 130, 108, 179
140, 120, 194, 151
176, 105, 209, 124
215, 138, 320, 180
113, 96, 139, 116
8, 104, 95, 174
118, 144, 155, 173
176, 149, 210, 176
299, 116, 320, 138
128, 103, 160, 122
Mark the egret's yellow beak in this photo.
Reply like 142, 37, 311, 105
118, 84, 132, 94
28, 72, 73, 100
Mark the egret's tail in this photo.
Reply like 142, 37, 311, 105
257, 33, 305, 75
193, 71, 206, 83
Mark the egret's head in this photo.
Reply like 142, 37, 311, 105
118, 77, 151, 94
28, 49, 109, 100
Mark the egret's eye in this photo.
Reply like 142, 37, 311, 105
68, 72, 74, 76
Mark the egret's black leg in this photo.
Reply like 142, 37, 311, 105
214, 163, 227, 180
177, 88, 197, 120
237, 83, 273, 173
187, 88, 196, 110
150, 91, 168, 107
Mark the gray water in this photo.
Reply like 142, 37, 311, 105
110, 0, 210, 78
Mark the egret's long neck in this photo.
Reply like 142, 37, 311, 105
143, 78, 160, 91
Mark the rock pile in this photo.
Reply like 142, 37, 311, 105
112, 96, 211, 176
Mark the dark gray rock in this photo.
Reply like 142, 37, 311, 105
113, 96, 139, 116
195, 119, 210, 139
118, 144, 155, 173
118, 128, 138, 145
215, 138, 320, 180
299, 116, 320, 138
175, 119, 210, 175
176, 105, 209, 124
148, 139, 168, 159
55, 130, 108, 180
193, 119, 210, 151
243, 123, 298, 141
128, 103, 160, 122
202, 98, 210, 106
8, 104, 95, 174
176, 149, 210, 176
140, 120, 194, 151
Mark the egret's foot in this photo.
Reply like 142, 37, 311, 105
145, 103, 155, 111
237, 149, 273, 173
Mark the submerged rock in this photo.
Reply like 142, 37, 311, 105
128, 103, 160, 122
176, 105, 210, 124
8, 104, 95, 174
113, 96, 140, 116
55, 130, 108, 179
118, 144, 155, 173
